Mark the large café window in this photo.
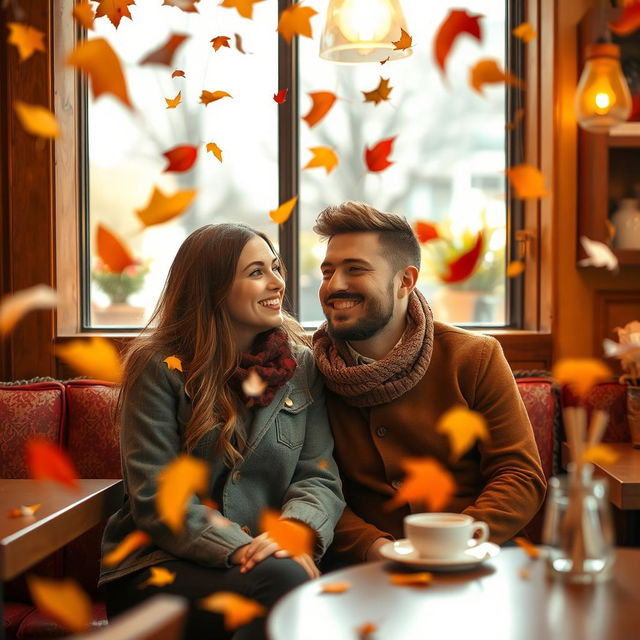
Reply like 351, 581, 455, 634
84, 0, 522, 330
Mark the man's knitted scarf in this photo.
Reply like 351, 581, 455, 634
313, 290, 434, 407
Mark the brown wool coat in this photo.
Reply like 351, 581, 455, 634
325, 322, 547, 563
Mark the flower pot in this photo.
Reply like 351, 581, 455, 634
627, 385, 640, 448
91, 302, 146, 327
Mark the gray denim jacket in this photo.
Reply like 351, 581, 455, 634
98, 344, 344, 586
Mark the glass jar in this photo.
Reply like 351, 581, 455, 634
542, 464, 615, 583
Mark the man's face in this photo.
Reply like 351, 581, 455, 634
319, 232, 397, 340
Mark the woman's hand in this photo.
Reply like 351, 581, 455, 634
233, 533, 283, 573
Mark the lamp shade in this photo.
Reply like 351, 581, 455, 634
575, 43, 632, 133
319, 0, 412, 64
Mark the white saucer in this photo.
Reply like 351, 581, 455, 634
380, 539, 500, 571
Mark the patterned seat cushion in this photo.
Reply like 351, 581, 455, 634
16, 602, 107, 639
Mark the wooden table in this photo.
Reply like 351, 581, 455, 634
268, 548, 640, 640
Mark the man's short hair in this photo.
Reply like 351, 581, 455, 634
313, 201, 421, 272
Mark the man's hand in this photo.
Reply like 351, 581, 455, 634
231, 533, 283, 573
291, 553, 320, 579
365, 537, 392, 562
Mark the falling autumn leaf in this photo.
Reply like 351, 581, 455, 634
269, 196, 298, 224
156, 455, 209, 534
470, 58, 524, 94
365, 136, 396, 173
8, 504, 41, 518
163, 144, 198, 173
163, 355, 183, 372
135, 186, 197, 227
274, 88, 288, 103
303, 147, 339, 174
578, 236, 619, 271
103, 530, 151, 567
318, 459, 329, 470
200, 90, 233, 105
507, 260, 525, 277
392, 28, 412, 50
211, 35, 231, 51
390, 572, 432, 587
441, 231, 484, 284
414, 221, 440, 244
25, 438, 80, 490
138, 566, 176, 589
199, 592, 266, 630
513, 536, 540, 559
357, 622, 377, 640
609, 2, 640, 35
234, 33, 249, 54
302, 91, 336, 128
7, 23, 46, 61
219, 0, 265, 20
13, 101, 59, 139
506, 164, 548, 199
97, 224, 136, 273
583, 444, 620, 465
95, 0, 136, 29
259, 509, 314, 557
552, 358, 612, 399
67, 38, 131, 108
72, 1, 95, 30
163, 0, 200, 11
362, 77, 393, 106
512, 22, 537, 42
277, 3, 317, 43
172, 69, 185, 78
387, 458, 456, 512
434, 9, 483, 74
320, 581, 351, 594
206, 142, 223, 162
55, 337, 124, 383
242, 369, 267, 397
436, 406, 489, 461
165, 91, 182, 109
140, 34, 188, 66
27, 576, 92, 633
0, 285, 58, 335
380, 56, 391, 65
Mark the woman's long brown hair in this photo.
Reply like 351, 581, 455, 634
117, 224, 307, 467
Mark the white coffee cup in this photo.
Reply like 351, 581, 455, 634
404, 513, 490, 559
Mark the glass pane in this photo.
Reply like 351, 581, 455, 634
87, 2, 278, 327
299, 0, 507, 327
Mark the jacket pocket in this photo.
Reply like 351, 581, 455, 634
275, 389, 312, 449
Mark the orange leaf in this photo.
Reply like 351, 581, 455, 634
219, 0, 265, 19
278, 3, 317, 43
506, 164, 548, 200
165, 91, 182, 109
365, 136, 396, 173
7, 23, 46, 61
392, 28, 412, 51
583, 444, 620, 465
138, 566, 176, 588
72, 1, 96, 30
25, 438, 80, 490
269, 196, 298, 224
387, 458, 456, 512
609, 2, 640, 35
302, 91, 336, 128
0, 285, 58, 335
242, 369, 267, 397
199, 592, 266, 630
442, 231, 484, 284
135, 186, 197, 227
14, 101, 59, 139
389, 572, 432, 587
380, 56, 390, 65
211, 35, 231, 51
318, 459, 329, 470
95, 0, 135, 29
434, 10, 483, 74
163, 144, 198, 173
303, 147, 339, 174
362, 77, 393, 106
55, 337, 124, 383
274, 88, 288, 103
67, 38, 131, 108
27, 576, 92, 633
172, 69, 185, 78
414, 221, 439, 244
156, 455, 210, 534
206, 142, 223, 162
470, 58, 524, 94
320, 581, 351, 594
259, 509, 314, 556
163, 0, 200, 11
552, 358, 612, 399
96, 224, 136, 273
436, 406, 489, 461
103, 530, 151, 567
141, 34, 188, 66
163, 355, 183, 372
357, 622, 377, 640
512, 22, 536, 43
8, 503, 41, 518
200, 90, 233, 105
513, 536, 540, 559
507, 260, 525, 277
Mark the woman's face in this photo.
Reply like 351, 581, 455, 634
227, 235, 285, 350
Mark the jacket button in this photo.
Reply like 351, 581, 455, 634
284, 397, 294, 407
376, 425, 388, 437
241, 525, 251, 535
232, 470, 241, 483
392, 480, 402, 490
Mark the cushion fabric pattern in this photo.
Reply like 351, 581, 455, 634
16, 603, 107, 639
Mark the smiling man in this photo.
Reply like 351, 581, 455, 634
312, 201, 546, 564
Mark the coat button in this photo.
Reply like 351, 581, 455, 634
284, 397, 294, 407
376, 425, 388, 437
232, 470, 241, 483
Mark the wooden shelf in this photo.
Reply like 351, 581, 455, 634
614, 249, 640, 266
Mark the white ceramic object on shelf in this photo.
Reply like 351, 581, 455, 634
611, 198, 640, 250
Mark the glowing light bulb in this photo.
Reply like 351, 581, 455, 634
594, 92, 611, 111
335, 0, 393, 43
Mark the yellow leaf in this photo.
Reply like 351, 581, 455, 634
7, 23, 46, 61
138, 566, 177, 589
303, 147, 339, 174
103, 530, 151, 567
583, 444, 620, 466
362, 77, 393, 106
0, 285, 58, 335
8, 503, 41, 517
505, 164, 548, 200
27, 576, 92, 633
512, 22, 537, 43
552, 358, 612, 399
156, 455, 210, 534
436, 406, 489, 461
165, 91, 181, 109
219, 0, 265, 19
513, 536, 540, 559
135, 186, 197, 227
206, 142, 223, 162
259, 509, 314, 557
277, 3, 317, 43
200, 90, 233, 105
72, 1, 96, 29
392, 28, 412, 50
320, 581, 351, 594
199, 592, 266, 630
507, 260, 525, 277
387, 458, 456, 512
14, 101, 59, 139
269, 196, 298, 224
470, 58, 524, 94
163, 355, 183, 372
55, 337, 123, 383
389, 572, 432, 587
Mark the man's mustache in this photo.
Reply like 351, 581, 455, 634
325, 292, 364, 305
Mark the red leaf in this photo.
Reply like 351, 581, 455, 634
172, 69, 185, 78
273, 89, 288, 103
442, 231, 484, 283
163, 144, 198, 172
414, 221, 439, 244
434, 9, 483, 74
25, 438, 80, 490
364, 136, 396, 173
609, 2, 640, 36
